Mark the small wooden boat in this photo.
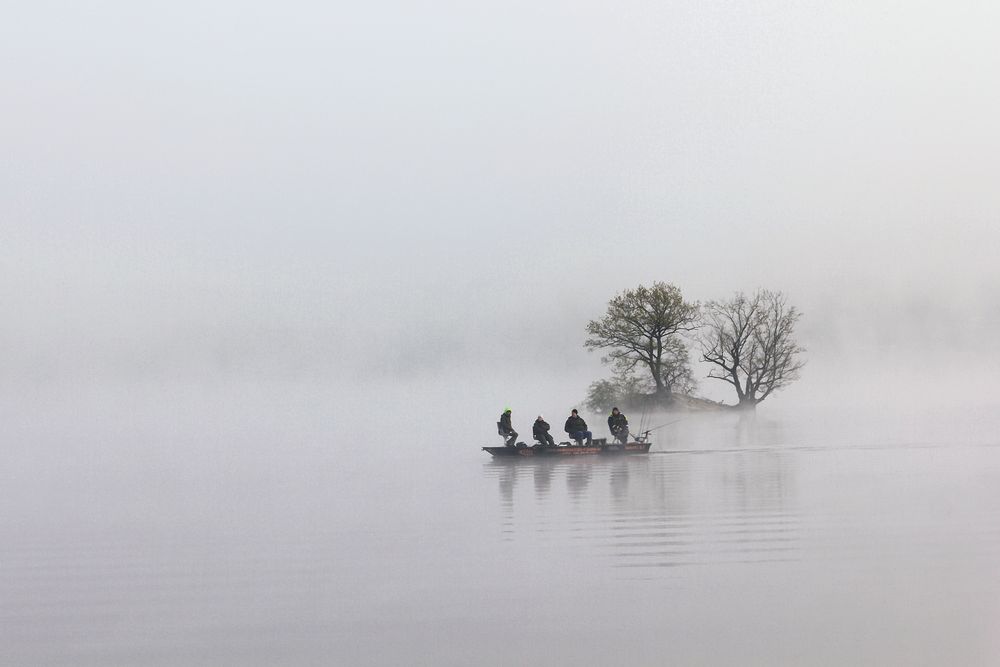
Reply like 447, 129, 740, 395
482, 438, 652, 457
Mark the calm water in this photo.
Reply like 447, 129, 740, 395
3, 384, 1000, 665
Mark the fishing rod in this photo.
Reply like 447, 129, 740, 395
635, 417, 688, 443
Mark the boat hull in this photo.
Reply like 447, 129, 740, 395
482, 442, 652, 457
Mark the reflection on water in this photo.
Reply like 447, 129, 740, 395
5, 398, 1000, 665
479, 403, 1000, 667
484, 443, 798, 572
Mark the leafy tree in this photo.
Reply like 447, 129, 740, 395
655, 338, 697, 397
585, 282, 699, 402
699, 289, 805, 408
584, 371, 650, 414
585, 379, 620, 415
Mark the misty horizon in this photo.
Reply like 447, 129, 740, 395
4, 2, 1000, 406
3, 3, 1000, 665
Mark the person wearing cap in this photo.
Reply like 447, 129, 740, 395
498, 408, 518, 448
608, 407, 629, 444
564, 409, 592, 446
532, 415, 555, 446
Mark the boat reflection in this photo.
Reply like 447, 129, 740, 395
482, 436, 800, 573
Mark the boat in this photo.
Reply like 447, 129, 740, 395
482, 437, 652, 457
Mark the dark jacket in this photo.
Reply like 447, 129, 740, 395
565, 415, 588, 433
532, 419, 550, 439
499, 412, 513, 434
608, 412, 628, 433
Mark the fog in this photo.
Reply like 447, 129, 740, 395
4, 1, 1000, 399
3, 2, 1000, 665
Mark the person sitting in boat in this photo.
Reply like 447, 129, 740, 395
532, 415, 556, 446
564, 409, 592, 446
498, 408, 518, 448
608, 407, 629, 444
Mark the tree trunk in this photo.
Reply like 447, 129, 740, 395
649, 361, 664, 394
653, 385, 673, 408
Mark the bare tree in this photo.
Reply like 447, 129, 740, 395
585, 282, 699, 402
699, 290, 805, 408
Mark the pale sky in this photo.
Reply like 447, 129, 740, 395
3, 1, 999, 400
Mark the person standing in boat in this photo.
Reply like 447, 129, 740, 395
564, 409, 593, 446
608, 407, 629, 444
532, 415, 556, 446
498, 408, 518, 448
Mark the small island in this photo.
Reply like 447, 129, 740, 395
583, 282, 805, 413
